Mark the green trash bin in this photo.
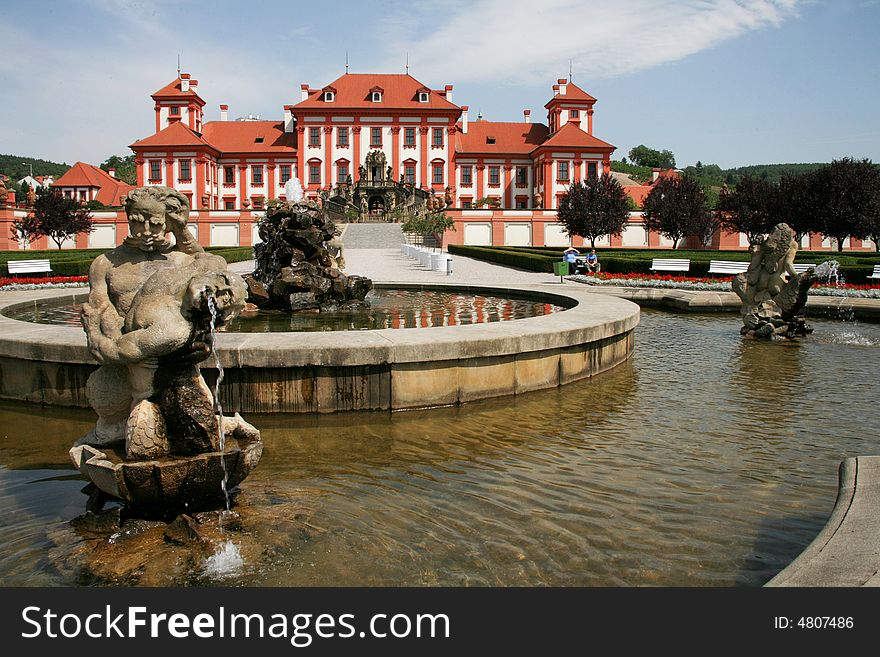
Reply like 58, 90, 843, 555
553, 261, 569, 281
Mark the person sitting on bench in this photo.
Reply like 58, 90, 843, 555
563, 246, 580, 274
586, 249, 601, 273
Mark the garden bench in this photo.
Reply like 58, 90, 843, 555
869, 265, 880, 280
6, 259, 52, 276
650, 258, 690, 273
707, 260, 748, 275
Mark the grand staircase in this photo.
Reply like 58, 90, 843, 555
340, 222, 405, 249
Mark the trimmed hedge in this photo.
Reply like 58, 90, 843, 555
2, 246, 255, 277
448, 245, 558, 272
451, 245, 879, 280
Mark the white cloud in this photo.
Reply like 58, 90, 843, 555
380, 0, 804, 84
0, 9, 297, 164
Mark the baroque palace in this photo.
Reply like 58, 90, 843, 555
122, 70, 621, 250
1, 71, 872, 251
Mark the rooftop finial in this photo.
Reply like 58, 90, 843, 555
405, 52, 409, 74
177, 54, 181, 78
345, 51, 349, 74
569, 58, 572, 81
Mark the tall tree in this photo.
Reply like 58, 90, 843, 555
100, 154, 137, 185
716, 175, 778, 245
17, 187, 93, 249
627, 144, 676, 169
810, 158, 880, 252
641, 175, 712, 249
557, 175, 631, 248
778, 171, 822, 242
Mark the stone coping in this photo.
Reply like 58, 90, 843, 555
579, 285, 880, 320
766, 456, 880, 587
0, 283, 640, 368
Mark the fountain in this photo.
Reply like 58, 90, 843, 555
68, 186, 263, 516
245, 198, 372, 312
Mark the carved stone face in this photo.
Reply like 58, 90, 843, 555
125, 197, 170, 252
186, 272, 247, 326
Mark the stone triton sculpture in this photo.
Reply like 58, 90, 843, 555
732, 222, 819, 339
70, 186, 262, 514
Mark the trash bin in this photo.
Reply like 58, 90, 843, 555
445, 255, 453, 275
553, 261, 569, 281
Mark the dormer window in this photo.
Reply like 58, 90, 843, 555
419, 92, 429, 103
486, 136, 496, 145
255, 137, 264, 143
324, 91, 335, 102
371, 91, 383, 102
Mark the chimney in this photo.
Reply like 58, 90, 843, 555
557, 78, 567, 95
523, 109, 531, 124
283, 105, 294, 133
552, 84, 559, 96
180, 73, 190, 93
652, 167, 661, 182
190, 79, 199, 92
220, 104, 228, 121
301, 84, 310, 102
444, 84, 453, 102
461, 105, 469, 134
108, 168, 116, 178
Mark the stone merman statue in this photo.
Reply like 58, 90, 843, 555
79, 186, 256, 458
732, 222, 816, 338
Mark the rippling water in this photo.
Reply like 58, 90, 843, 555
2, 288, 565, 332
1, 310, 878, 586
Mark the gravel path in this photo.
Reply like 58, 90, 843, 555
229, 248, 562, 286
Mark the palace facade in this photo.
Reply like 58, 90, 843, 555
0, 71, 873, 251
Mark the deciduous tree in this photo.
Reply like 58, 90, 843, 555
641, 175, 712, 250
100, 154, 137, 185
557, 175, 631, 249
627, 144, 676, 169
716, 175, 779, 245
18, 187, 94, 249
807, 158, 880, 252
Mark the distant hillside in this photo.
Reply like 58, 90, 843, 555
721, 163, 831, 184
0, 154, 70, 180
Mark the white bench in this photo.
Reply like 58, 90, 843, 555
650, 258, 690, 273
708, 260, 748, 275
869, 265, 880, 280
793, 263, 818, 274
7, 259, 52, 276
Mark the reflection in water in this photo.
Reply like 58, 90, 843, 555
2, 289, 566, 332
0, 310, 878, 586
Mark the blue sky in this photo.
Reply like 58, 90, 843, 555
1, 0, 878, 169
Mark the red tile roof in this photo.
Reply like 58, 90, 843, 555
536, 122, 615, 151
622, 169, 680, 206
51, 162, 134, 206
294, 74, 459, 110
201, 121, 297, 154
130, 121, 217, 151
151, 76, 203, 100
456, 121, 549, 155
545, 81, 596, 107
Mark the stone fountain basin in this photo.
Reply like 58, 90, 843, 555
69, 437, 263, 513
0, 283, 641, 412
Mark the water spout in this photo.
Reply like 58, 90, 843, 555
207, 296, 231, 516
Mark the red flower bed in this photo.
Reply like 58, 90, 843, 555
0, 275, 88, 287
592, 272, 734, 284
